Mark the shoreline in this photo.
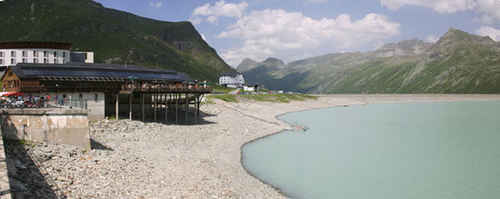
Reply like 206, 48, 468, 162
239, 103, 355, 199
6, 94, 500, 198
237, 94, 500, 199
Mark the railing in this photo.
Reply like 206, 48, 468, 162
121, 83, 212, 93
0, 97, 87, 110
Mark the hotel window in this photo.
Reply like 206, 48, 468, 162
53, 58, 57, 64
44, 58, 48, 64
22, 58, 27, 63
34, 59, 38, 64
44, 51, 48, 57
0, 59, 3, 65
63, 52, 66, 58
53, 51, 57, 57
10, 59, 15, 65
0, 52, 3, 57
33, 51, 38, 57
11, 51, 16, 57
22, 51, 27, 57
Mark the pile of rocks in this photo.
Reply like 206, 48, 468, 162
4, 140, 62, 198
4, 101, 288, 199
4, 119, 164, 198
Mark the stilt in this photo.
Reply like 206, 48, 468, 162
197, 95, 202, 122
176, 93, 179, 124
165, 94, 170, 123
185, 94, 188, 123
129, 93, 133, 120
194, 96, 198, 123
115, 93, 119, 120
162, 94, 165, 121
141, 93, 145, 122
154, 93, 157, 122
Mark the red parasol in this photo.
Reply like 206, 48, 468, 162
1, 92, 24, 97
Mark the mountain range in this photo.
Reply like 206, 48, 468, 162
0, 0, 235, 82
238, 28, 500, 93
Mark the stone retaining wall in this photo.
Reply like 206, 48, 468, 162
0, 128, 11, 199
0, 109, 90, 150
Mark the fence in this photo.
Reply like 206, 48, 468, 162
0, 95, 87, 110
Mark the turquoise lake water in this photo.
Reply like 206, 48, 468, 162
242, 101, 500, 199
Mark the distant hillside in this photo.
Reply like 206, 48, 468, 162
237, 58, 259, 72
0, 0, 235, 82
242, 28, 500, 93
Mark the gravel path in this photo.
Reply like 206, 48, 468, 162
6, 94, 500, 198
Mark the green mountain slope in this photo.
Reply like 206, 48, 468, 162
0, 0, 235, 81
243, 28, 500, 93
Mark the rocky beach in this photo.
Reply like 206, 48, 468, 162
5, 95, 500, 199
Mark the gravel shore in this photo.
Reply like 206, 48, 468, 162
6, 94, 500, 198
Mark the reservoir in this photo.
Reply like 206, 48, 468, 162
242, 101, 500, 199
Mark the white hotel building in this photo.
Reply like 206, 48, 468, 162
219, 72, 245, 88
0, 42, 72, 66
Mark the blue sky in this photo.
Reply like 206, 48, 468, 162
95, 0, 500, 66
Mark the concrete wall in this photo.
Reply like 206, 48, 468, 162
0, 109, 90, 150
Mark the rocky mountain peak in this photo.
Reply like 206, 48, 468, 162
240, 58, 258, 65
430, 28, 498, 58
262, 57, 285, 66
376, 39, 432, 57
237, 58, 259, 72
438, 27, 495, 45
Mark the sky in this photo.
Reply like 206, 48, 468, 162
94, 0, 500, 67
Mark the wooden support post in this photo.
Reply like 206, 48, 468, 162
115, 93, 119, 120
197, 95, 202, 121
154, 93, 157, 122
141, 93, 145, 122
176, 93, 179, 124
162, 94, 165, 121
185, 94, 188, 123
194, 96, 198, 123
165, 94, 170, 123
129, 93, 133, 120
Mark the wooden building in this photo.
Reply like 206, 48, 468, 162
1, 63, 211, 122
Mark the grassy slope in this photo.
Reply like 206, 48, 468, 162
0, 0, 235, 82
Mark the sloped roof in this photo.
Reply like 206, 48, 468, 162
0, 41, 72, 50
10, 63, 192, 82
220, 72, 242, 77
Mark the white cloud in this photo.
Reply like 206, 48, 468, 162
476, 25, 500, 41
189, 17, 203, 25
425, 34, 440, 43
380, 0, 500, 23
191, 0, 248, 24
217, 9, 400, 66
380, 0, 475, 13
149, 1, 163, 8
475, 0, 500, 24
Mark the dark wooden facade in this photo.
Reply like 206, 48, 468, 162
1, 63, 211, 123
